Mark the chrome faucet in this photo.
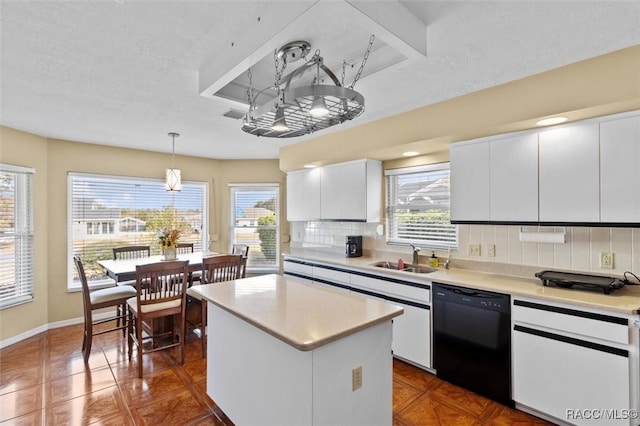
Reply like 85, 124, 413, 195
409, 243, 421, 264
444, 248, 451, 269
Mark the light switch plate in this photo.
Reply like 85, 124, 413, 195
468, 244, 481, 256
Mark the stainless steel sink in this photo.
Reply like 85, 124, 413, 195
370, 261, 437, 274
402, 266, 438, 274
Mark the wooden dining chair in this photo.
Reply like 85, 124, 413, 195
74, 256, 136, 363
176, 242, 194, 254
232, 244, 249, 278
127, 260, 189, 378
175, 242, 200, 284
112, 245, 151, 286
187, 254, 245, 357
113, 245, 151, 260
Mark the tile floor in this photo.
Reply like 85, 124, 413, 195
1, 323, 552, 425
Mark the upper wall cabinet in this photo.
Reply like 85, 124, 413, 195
538, 122, 600, 223
450, 140, 490, 222
287, 159, 382, 222
490, 133, 539, 222
450, 132, 538, 223
600, 115, 640, 223
450, 111, 640, 226
287, 168, 321, 221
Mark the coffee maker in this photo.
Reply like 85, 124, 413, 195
345, 235, 363, 258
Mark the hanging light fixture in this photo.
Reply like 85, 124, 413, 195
165, 132, 182, 192
242, 36, 375, 138
271, 107, 289, 131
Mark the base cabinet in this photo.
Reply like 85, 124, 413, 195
391, 302, 431, 368
513, 327, 630, 425
512, 299, 636, 425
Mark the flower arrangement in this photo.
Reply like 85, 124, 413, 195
158, 229, 180, 250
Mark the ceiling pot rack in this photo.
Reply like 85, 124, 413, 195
241, 36, 374, 138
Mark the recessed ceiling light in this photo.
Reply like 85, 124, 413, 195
536, 116, 568, 126
402, 151, 419, 157
303, 164, 317, 168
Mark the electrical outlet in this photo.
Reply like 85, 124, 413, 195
468, 244, 481, 256
600, 252, 614, 269
487, 244, 496, 257
352, 366, 362, 391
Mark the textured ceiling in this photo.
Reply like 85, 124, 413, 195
1, 0, 639, 160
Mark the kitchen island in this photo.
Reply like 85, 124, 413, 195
188, 274, 403, 426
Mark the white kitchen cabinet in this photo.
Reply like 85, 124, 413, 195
287, 159, 382, 222
490, 133, 539, 221
538, 122, 600, 222
450, 140, 490, 221
286, 168, 321, 221
350, 273, 431, 369
390, 301, 431, 369
600, 114, 640, 223
451, 132, 539, 223
320, 159, 382, 222
512, 299, 634, 425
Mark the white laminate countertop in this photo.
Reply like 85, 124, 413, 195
283, 250, 640, 315
188, 274, 403, 351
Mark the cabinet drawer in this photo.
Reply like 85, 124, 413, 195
283, 260, 313, 277
350, 274, 430, 304
513, 300, 629, 345
312, 266, 350, 284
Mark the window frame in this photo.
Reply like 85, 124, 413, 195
228, 183, 280, 274
67, 172, 208, 291
0, 163, 35, 310
385, 163, 458, 250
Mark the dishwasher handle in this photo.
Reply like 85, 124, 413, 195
452, 288, 482, 297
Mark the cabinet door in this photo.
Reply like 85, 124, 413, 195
490, 133, 538, 221
286, 169, 321, 221
450, 141, 490, 221
392, 302, 431, 369
286, 171, 304, 221
600, 115, 640, 223
513, 327, 630, 425
539, 122, 600, 222
320, 161, 367, 220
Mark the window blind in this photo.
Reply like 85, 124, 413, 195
385, 164, 457, 249
68, 173, 207, 289
229, 184, 279, 270
0, 164, 35, 309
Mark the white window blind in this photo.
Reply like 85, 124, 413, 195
0, 164, 35, 309
68, 173, 208, 289
386, 164, 457, 249
229, 184, 279, 271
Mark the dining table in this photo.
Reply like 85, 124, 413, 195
98, 250, 221, 283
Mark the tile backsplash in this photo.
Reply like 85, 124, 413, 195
290, 221, 640, 276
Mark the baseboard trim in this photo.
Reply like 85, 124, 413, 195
0, 311, 114, 350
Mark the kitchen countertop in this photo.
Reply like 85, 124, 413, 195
188, 273, 403, 351
284, 249, 640, 315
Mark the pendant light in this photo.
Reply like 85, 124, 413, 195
309, 96, 329, 118
271, 108, 289, 132
165, 132, 182, 192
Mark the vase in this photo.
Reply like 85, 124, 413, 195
163, 248, 177, 261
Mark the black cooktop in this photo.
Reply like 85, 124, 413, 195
535, 270, 625, 295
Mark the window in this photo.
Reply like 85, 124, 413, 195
229, 184, 279, 272
68, 173, 208, 289
0, 164, 34, 309
386, 163, 457, 249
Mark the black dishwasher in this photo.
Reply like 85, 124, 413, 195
432, 283, 512, 406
